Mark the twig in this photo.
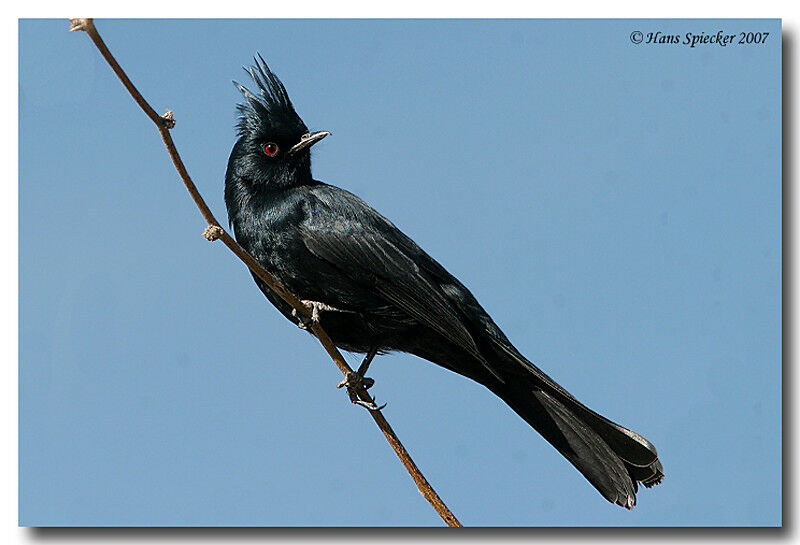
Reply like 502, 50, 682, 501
68, 18, 462, 527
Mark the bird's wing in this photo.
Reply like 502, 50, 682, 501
300, 225, 486, 359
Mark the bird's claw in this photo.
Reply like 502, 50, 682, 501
337, 371, 385, 411
337, 372, 374, 391
354, 399, 386, 411
291, 300, 340, 329
291, 307, 313, 329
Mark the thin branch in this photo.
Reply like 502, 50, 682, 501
69, 18, 462, 527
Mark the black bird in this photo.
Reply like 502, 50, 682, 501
224, 56, 664, 509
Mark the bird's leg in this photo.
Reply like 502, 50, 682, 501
291, 299, 343, 330
338, 346, 378, 390
337, 347, 385, 411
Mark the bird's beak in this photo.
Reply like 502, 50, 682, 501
288, 131, 331, 155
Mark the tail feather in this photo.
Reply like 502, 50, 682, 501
405, 329, 664, 507
492, 341, 662, 468
531, 389, 638, 508
494, 379, 663, 508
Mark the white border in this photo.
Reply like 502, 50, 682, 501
6, 2, 796, 543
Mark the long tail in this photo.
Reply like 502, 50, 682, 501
407, 330, 664, 508
482, 343, 664, 508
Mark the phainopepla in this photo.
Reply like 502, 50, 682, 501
224, 56, 664, 509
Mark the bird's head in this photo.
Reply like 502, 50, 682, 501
230, 55, 329, 189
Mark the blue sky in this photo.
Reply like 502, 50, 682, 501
19, 19, 781, 526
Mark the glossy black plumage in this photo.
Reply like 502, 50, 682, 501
224, 56, 664, 509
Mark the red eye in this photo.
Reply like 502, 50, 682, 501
263, 143, 279, 156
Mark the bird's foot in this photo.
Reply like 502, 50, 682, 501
337, 371, 375, 391
291, 299, 341, 329
337, 371, 385, 411
291, 308, 312, 330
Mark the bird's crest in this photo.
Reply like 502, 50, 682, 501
234, 54, 307, 137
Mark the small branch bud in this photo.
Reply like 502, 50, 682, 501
203, 225, 224, 241
68, 18, 94, 32
161, 110, 176, 129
